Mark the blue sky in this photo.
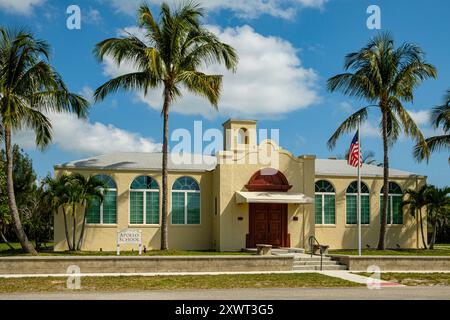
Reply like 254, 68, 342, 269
0, 0, 448, 186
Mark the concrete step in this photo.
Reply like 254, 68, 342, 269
294, 260, 342, 266
242, 248, 305, 255
287, 248, 305, 254
293, 265, 348, 271
293, 256, 334, 262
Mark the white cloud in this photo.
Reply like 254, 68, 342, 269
79, 86, 95, 104
106, 0, 327, 19
0, 0, 45, 15
85, 7, 102, 25
101, 25, 320, 118
408, 110, 430, 126
14, 112, 161, 155
359, 109, 437, 140
360, 121, 379, 138
337, 101, 354, 115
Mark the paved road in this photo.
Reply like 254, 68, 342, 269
1, 286, 449, 300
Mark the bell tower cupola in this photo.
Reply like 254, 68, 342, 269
222, 119, 257, 152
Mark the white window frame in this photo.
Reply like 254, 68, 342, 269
315, 192, 336, 225
171, 189, 201, 225
381, 194, 403, 225
346, 192, 370, 225
129, 189, 160, 225
88, 187, 117, 225
386, 193, 403, 226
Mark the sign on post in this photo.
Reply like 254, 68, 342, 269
117, 228, 142, 255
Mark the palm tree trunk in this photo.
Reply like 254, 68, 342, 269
419, 210, 428, 249
77, 204, 87, 250
4, 126, 37, 255
161, 88, 170, 250
72, 203, 77, 251
62, 207, 73, 251
377, 108, 389, 250
430, 222, 437, 250
0, 230, 14, 250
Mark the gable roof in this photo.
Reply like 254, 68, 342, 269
55, 153, 424, 178
315, 159, 423, 178
55, 152, 217, 172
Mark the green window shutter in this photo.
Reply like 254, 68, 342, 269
146, 191, 159, 224
324, 195, 335, 224
380, 196, 392, 224
102, 191, 117, 224
361, 195, 370, 224
392, 196, 403, 224
346, 195, 357, 224
187, 193, 200, 224
347, 195, 370, 225
315, 195, 323, 224
171, 192, 185, 224
130, 191, 144, 224
86, 196, 101, 224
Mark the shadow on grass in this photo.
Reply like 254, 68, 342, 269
0, 243, 252, 257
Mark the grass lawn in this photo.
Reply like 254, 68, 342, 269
357, 273, 450, 286
329, 245, 450, 256
0, 242, 251, 257
0, 273, 362, 293
0, 242, 54, 256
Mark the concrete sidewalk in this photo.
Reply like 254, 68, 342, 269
0, 270, 441, 288
0, 270, 329, 278
1, 286, 449, 300
320, 270, 405, 287
1, 269, 449, 279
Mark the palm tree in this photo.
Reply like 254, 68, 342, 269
93, 2, 238, 250
71, 173, 106, 250
402, 185, 430, 249
326, 32, 437, 249
43, 174, 106, 251
0, 28, 89, 254
426, 186, 450, 249
0, 160, 13, 250
42, 174, 73, 250
414, 90, 450, 162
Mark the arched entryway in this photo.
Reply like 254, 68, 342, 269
246, 169, 291, 248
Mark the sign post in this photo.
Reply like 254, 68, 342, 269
117, 229, 142, 255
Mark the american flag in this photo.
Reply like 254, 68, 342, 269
348, 131, 362, 167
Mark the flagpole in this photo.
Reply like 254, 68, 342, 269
357, 116, 362, 256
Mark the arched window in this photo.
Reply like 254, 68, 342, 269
86, 175, 117, 224
346, 181, 370, 225
172, 177, 200, 225
315, 180, 335, 225
380, 182, 403, 225
237, 128, 249, 145
130, 176, 159, 225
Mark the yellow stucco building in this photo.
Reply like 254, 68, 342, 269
54, 119, 427, 252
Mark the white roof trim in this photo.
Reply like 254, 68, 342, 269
236, 191, 313, 204
315, 159, 422, 178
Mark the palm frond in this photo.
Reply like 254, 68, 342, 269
179, 71, 222, 107
414, 134, 450, 161
392, 61, 437, 101
430, 91, 450, 130
327, 73, 376, 100
180, 29, 238, 72
389, 96, 429, 159
138, 3, 162, 45
93, 72, 156, 102
20, 105, 52, 149
327, 106, 369, 150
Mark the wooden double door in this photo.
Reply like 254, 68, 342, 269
247, 203, 289, 248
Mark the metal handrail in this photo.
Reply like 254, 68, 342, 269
308, 235, 324, 271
